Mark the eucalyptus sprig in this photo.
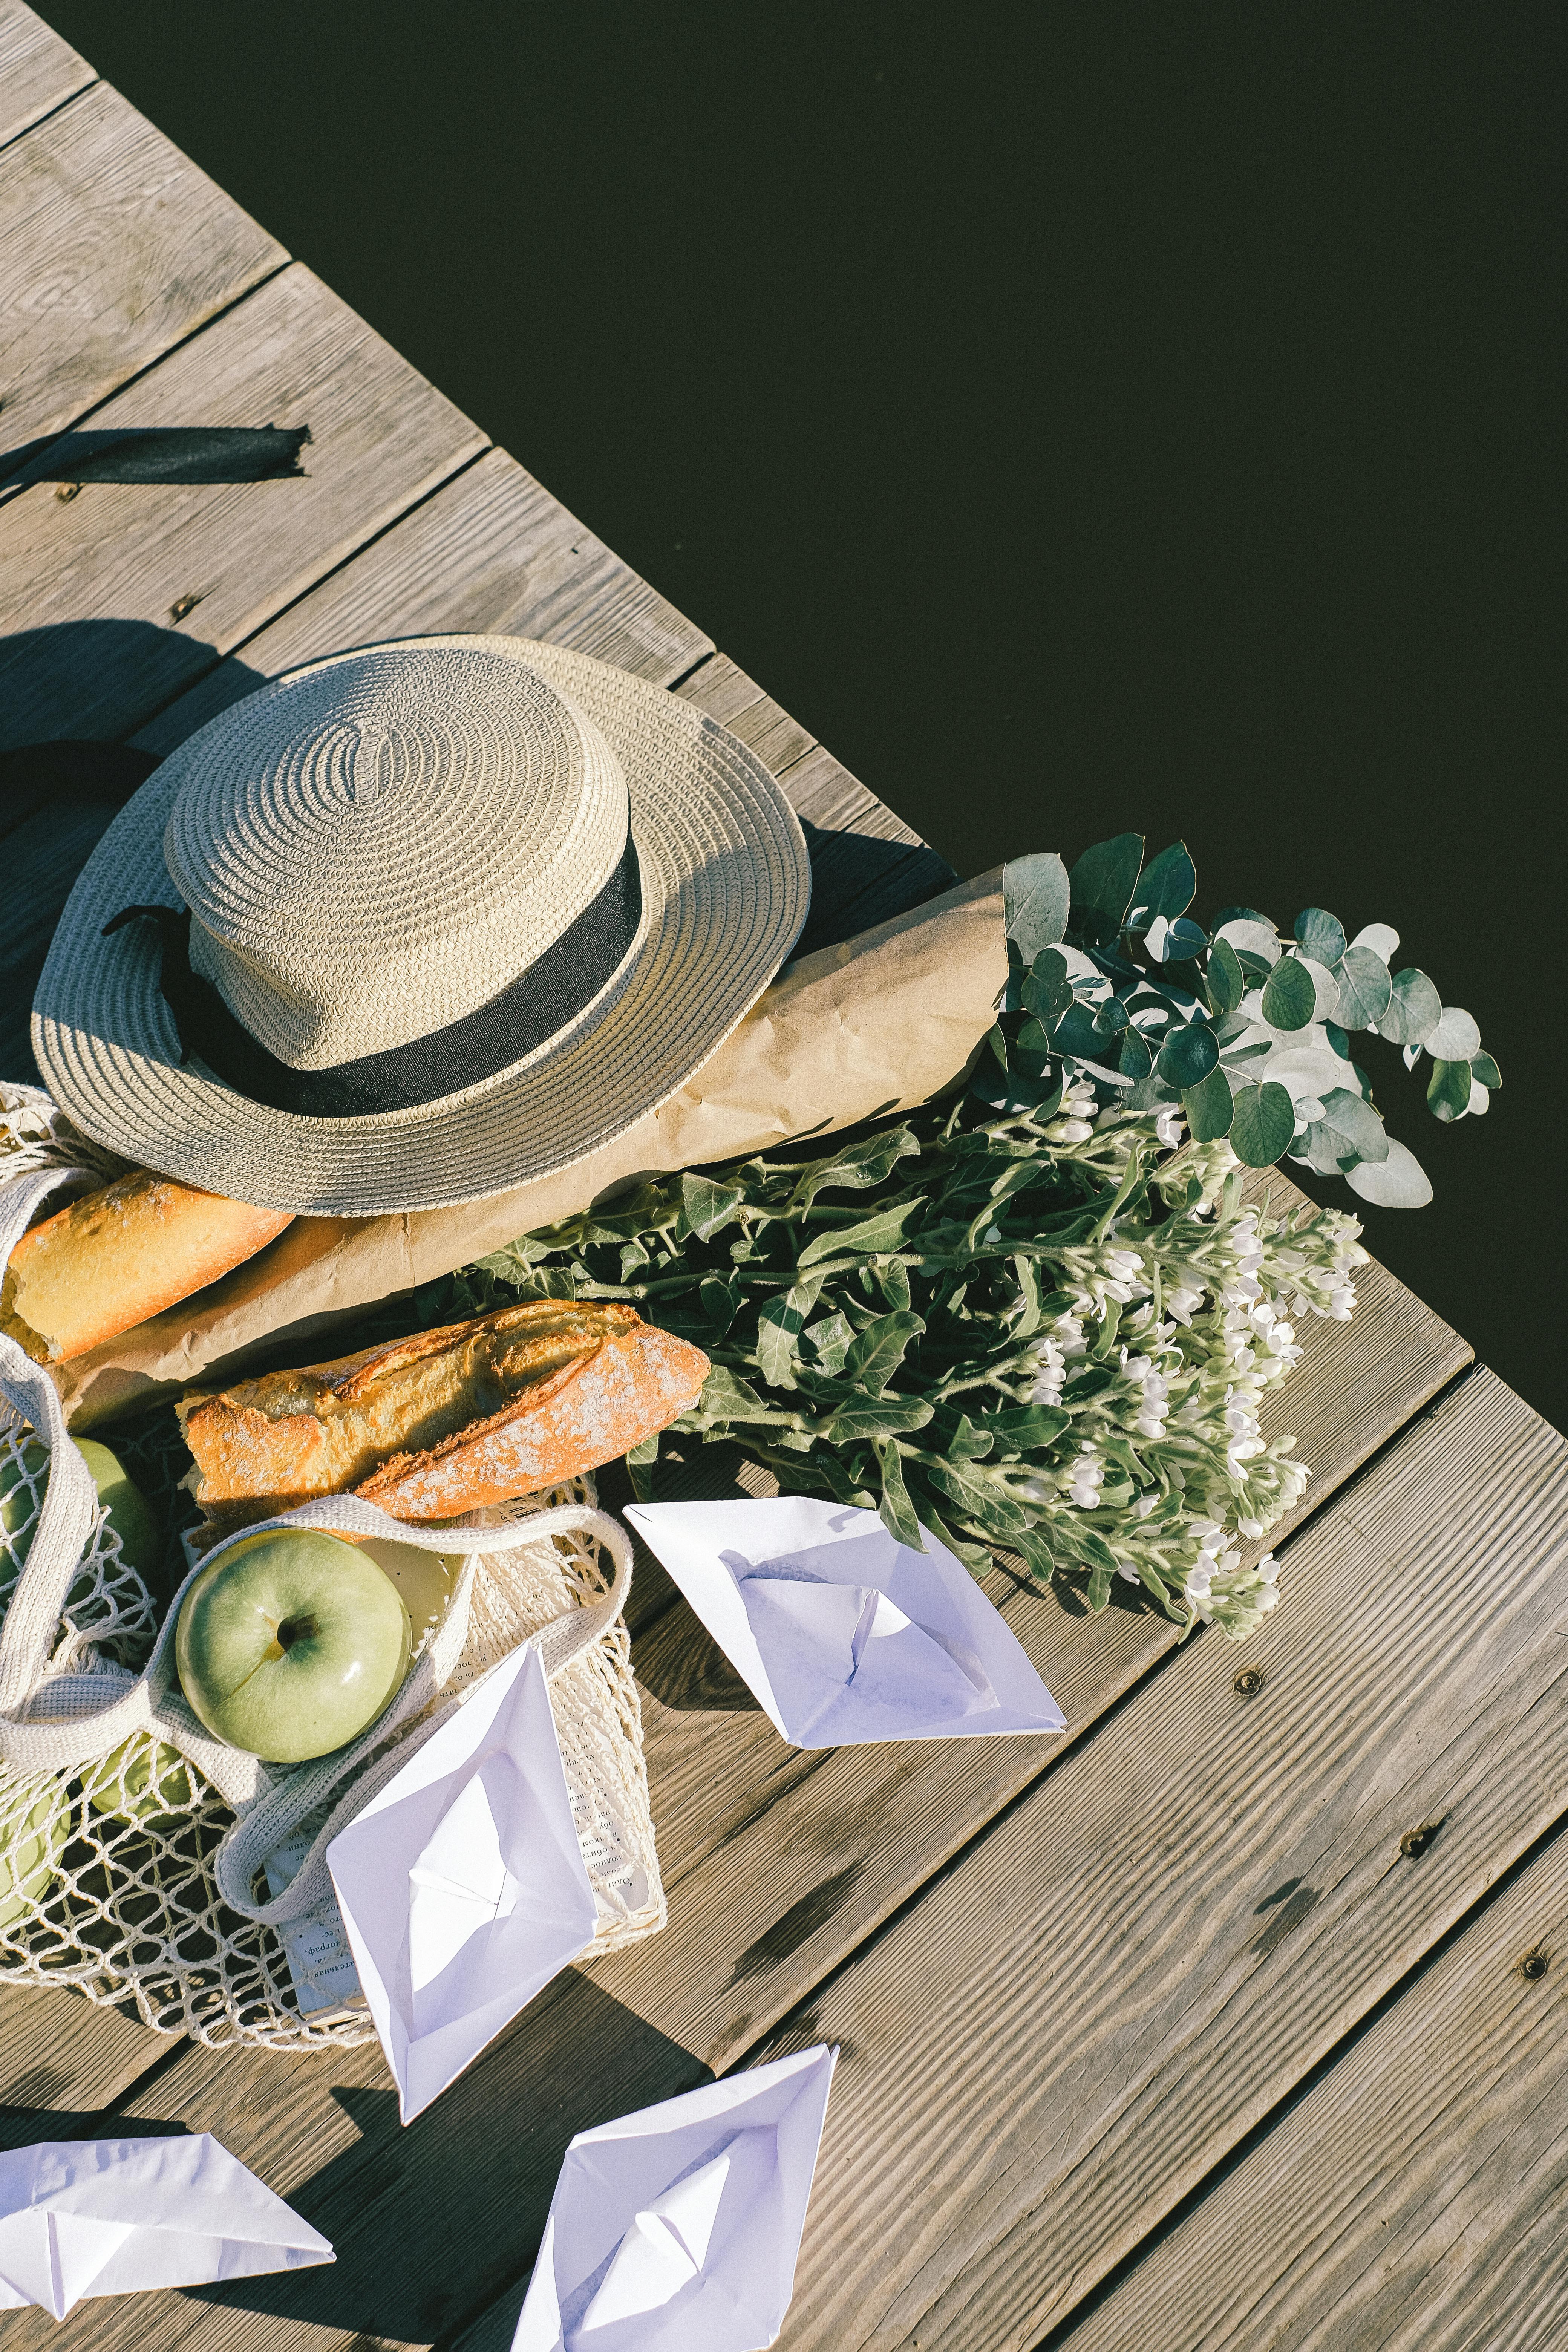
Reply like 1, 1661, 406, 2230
978, 838, 1499, 1207
418, 1101, 1367, 1642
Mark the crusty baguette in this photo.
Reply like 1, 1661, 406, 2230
179, 1298, 710, 1528
1, 1171, 293, 1364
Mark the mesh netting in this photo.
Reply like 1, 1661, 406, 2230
0, 1084, 664, 2050
0, 1458, 663, 2049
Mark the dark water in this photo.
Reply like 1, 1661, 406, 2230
41, 3, 1567, 1430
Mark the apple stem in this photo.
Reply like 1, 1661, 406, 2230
275, 1615, 316, 1651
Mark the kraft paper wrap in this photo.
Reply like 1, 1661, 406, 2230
55, 870, 1006, 1427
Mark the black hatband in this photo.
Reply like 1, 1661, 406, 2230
103, 828, 642, 1118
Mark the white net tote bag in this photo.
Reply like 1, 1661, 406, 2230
0, 1084, 665, 2050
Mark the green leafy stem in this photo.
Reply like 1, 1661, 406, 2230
981, 835, 1499, 1206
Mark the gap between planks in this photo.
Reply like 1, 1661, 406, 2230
0, 76, 285, 455
1049, 1805, 1568, 2352
0, 0, 93, 155
750, 1366, 1568, 2352
19, 1227, 1470, 2352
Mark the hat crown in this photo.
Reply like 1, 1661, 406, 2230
162, 643, 628, 1069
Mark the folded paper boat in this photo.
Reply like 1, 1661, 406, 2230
514, 2043, 837, 2352
0, 2134, 332, 2320
625, 1496, 1066, 1746
328, 1641, 599, 2124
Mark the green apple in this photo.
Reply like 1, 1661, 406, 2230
0, 1435, 161, 1585
74, 1440, 162, 1586
0, 1437, 48, 1570
176, 1529, 412, 1763
84, 1735, 195, 1831
0, 1781, 72, 1928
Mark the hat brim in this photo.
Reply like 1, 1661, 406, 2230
32, 637, 811, 1215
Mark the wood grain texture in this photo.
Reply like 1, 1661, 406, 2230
0, 0, 93, 153
752, 1369, 1568, 2352
1058, 1819, 1568, 2352
675, 651, 957, 952
0, 261, 486, 746
0, 1979, 166, 2127
42, 1234, 1468, 2352
128, 443, 712, 761
0, 80, 283, 453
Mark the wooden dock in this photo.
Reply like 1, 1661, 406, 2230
2, 8, 1565, 2344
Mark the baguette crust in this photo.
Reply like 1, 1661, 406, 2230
1, 1171, 293, 1363
179, 1298, 709, 1527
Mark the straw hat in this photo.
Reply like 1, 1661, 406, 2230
32, 636, 811, 1215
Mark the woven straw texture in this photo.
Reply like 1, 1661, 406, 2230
0, 1091, 665, 2050
35, 636, 812, 1214
167, 643, 631, 1068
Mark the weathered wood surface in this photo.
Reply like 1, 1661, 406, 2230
0, 12, 1552, 2349
676, 652, 957, 952
0, 1980, 167, 2129
1058, 1815, 1568, 2351
11, 1228, 1469, 2352
0, 0, 91, 152
0, 260, 484, 749
0, 80, 283, 455
752, 1369, 1567, 2352
128, 443, 713, 760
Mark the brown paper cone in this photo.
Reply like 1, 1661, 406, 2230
59, 871, 1005, 1426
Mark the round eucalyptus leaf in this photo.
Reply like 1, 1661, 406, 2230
1378, 967, 1441, 1047
1003, 853, 1072, 963
1427, 1056, 1473, 1121
1068, 832, 1145, 943
1425, 1004, 1481, 1061
1471, 1049, 1502, 1090
1127, 840, 1197, 929
1294, 907, 1347, 967
1294, 1121, 1351, 1176
1118, 1026, 1153, 1080
1314, 1086, 1389, 1164
1215, 917, 1281, 967
1260, 954, 1317, 1032
1205, 937, 1246, 1015
1164, 917, 1208, 962
1092, 995, 1130, 1036
1467, 1078, 1490, 1115
1156, 1020, 1219, 1089
1298, 956, 1342, 1020
1229, 1081, 1296, 1167
1181, 1064, 1233, 1141
1347, 1138, 1432, 1208
1332, 945, 1392, 1032
1350, 920, 1400, 962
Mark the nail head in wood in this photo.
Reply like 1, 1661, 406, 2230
1233, 1667, 1263, 1697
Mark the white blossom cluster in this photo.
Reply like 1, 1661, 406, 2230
994, 1119, 1368, 1640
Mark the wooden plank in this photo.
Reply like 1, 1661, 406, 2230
571, 1236, 1472, 2053
0, 261, 487, 747
0, 80, 284, 456
128, 443, 713, 762
59, 1233, 1468, 2352
674, 649, 816, 776
1057, 1818, 1568, 2351
675, 653, 957, 952
0, 0, 93, 153
748, 1368, 1568, 2352
0, 1980, 167, 2129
